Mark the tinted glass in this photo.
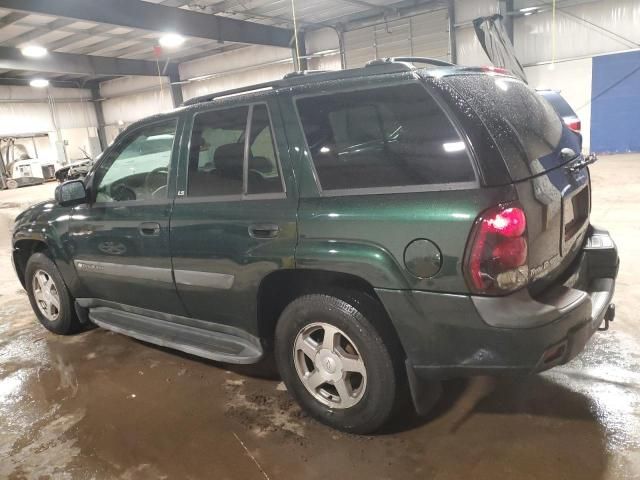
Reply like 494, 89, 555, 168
247, 104, 284, 194
187, 106, 248, 197
296, 84, 475, 191
95, 120, 177, 202
444, 75, 564, 168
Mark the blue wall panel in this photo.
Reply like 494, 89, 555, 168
591, 50, 640, 154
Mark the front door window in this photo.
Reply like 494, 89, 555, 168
94, 120, 178, 202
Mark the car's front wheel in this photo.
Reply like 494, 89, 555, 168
25, 252, 80, 335
275, 292, 406, 434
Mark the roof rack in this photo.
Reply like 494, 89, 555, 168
182, 80, 282, 106
182, 58, 454, 107
365, 57, 455, 68
282, 70, 328, 79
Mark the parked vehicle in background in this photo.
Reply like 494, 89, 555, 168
55, 158, 97, 183
1, 140, 56, 189
537, 89, 582, 133
12, 58, 619, 434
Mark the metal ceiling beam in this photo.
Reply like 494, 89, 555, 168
0, 77, 84, 88
0, 0, 293, 48
5, 19, 76, 47
335, 0, 397, 14
0, 11, 27, 28
321, 0, 446, 31
189, 2, 333, 29
0, 45, 178, 77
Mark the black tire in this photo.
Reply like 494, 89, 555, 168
275, 291, 407, 434
25, 252, 80, 335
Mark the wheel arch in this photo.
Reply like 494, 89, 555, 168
256, 268, 406, 358
12, 230, 78, 296
12, 238, 50, 288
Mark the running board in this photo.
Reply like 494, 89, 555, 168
89, 306, 263, 364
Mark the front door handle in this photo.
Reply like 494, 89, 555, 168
139, 222, 161, 236
248, 223, 280, 239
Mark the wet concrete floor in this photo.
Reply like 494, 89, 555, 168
1, 154, 639, 479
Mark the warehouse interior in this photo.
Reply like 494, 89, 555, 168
0, 0, 639, 478
1, 0, 639, 163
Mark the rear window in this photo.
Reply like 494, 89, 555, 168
444, 75, 564, 174
295, 84, 476, 192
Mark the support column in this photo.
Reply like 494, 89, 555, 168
499, 0, 514, 43
447, 0, 457, 64
91, 85, 108, 152
292, 30, 308, 71
168, 69, 183, 108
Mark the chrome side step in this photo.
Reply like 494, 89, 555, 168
89, 306, 263, 364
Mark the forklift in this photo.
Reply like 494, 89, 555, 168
0, 137, 56, 189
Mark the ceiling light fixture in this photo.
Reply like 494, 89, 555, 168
519, 7, 539, 12
159, 33, 185, 48
21, 45, 48, 58
30, 78, 49, 88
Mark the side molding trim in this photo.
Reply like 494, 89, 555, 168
174, 270, 235, 290
74, 259, 173, 283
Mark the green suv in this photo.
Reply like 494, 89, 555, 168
12, 58, 619, 433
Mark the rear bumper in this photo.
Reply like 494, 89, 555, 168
376, 226, 618, 380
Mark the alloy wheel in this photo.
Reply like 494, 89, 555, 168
32, 269, 61, 322
293, 322, 367, 409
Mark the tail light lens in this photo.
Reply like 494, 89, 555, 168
464, 203, 529, 295
481, 66, 511, 75
565, 119, 581, 133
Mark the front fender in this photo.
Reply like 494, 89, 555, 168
12, 206, 81, 296
295, 239, 411, 289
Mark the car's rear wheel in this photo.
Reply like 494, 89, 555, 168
25, 252, 80, 335
275, 292, 406, 434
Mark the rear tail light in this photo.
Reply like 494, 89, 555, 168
481, 66, 511, 75
565, 118, 581, 133
464, 203, 529, 295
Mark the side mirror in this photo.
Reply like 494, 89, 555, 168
55, 180, 87, 207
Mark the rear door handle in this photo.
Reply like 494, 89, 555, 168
139, 222, 161, 236
248, 223, 280, 239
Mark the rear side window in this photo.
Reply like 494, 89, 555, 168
444, 75, 564, 174
296, 84, 475, 192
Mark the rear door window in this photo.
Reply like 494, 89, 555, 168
186, 104, 285, 197
187, 106, 248, 197
295, 84, 476, 192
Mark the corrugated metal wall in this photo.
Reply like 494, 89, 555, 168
454, 0, 498, 65
100, 76, 174, 140
0, 85, 99, 163
0, 86, 97, 136
514, 0, 640, 65
344, 9, 450, 67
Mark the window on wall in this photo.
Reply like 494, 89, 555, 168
187, 104, 284, 197
295, 84, 476, 191
94, 119, 177, 202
